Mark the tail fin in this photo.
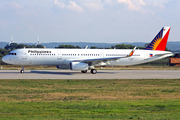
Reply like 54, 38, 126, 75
145, 26, 171, 51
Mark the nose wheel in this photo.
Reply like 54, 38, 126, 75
20, 70, 24, 73
20, 66, 24, 73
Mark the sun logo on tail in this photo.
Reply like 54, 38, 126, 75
145, 28, 163, 50
149, 36, 162, 50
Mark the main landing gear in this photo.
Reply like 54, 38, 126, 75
20, 66, 24, 73
81, 69, 97, 74
91, 69, 97, 74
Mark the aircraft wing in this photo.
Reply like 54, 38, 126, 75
72, 47, 136, 65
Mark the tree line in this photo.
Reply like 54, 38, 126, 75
2, 43, 170, 50
4, 43, 44, 51
55, 44, 145, 49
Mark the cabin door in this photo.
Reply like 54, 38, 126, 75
144, 52, 149, 60
22, 50, 27, 59
100, 52, 104, 58
57, 50, 62, 60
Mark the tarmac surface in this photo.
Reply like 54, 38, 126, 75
0, 70, 180, 79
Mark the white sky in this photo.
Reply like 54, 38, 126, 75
0, 0, 180, 43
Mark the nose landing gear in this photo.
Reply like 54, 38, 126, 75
20, 66, 24, 73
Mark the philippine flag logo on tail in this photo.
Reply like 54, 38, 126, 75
145, 27, 171, 51
149, 54, 153, 57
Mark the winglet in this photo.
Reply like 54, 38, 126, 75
128, 46, 136, 57
85, 45, 88, 49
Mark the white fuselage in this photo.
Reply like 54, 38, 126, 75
2, 48, 173, 67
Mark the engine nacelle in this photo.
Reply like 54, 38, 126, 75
56, 65, 69, 69
70, 62, 88, 70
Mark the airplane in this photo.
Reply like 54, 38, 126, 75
2, 26, 173, 74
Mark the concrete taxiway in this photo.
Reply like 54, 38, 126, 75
0, 70, 180, 79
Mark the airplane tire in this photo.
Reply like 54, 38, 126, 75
20, 70, 24, 73
91, 69, 97, 74
81, 70, 87, 73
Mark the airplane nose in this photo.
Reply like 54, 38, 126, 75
2, 56, 8, 63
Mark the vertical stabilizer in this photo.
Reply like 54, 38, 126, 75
145, 26, 171, 51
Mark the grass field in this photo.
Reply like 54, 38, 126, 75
0, 79, 180, 119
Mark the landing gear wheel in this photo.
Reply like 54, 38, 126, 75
20, 66, 25, 74
91, 69, 97, 74
81, 70, 87, 73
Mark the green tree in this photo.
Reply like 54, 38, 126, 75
36, 45, 44, 48
137, 46, 145, 49
76, 46, 81, 49
0, 48, 9, 65
90, 46, 98, 49
4, 43, 18, 51
115, 44, 135, 49
0, 48, 9, 57
32, 45, 37, 48
55, 44, 81, 49
16, 44, 26, 49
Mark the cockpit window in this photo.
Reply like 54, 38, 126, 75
8, 53, 17, 55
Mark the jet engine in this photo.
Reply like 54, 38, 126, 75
70, 62, 88, 70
